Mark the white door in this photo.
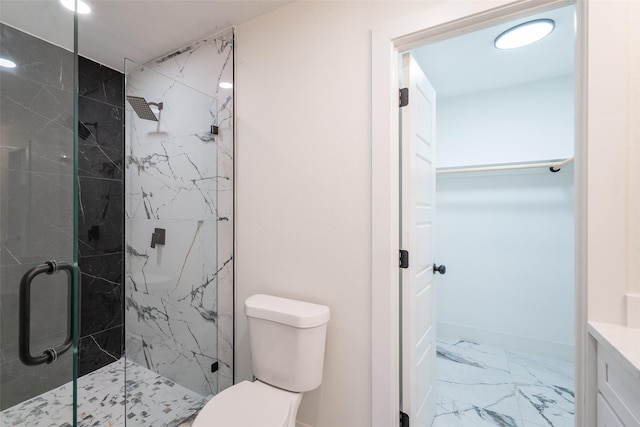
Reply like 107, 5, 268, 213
400, 52, 437, 426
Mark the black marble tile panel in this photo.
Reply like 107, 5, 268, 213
79, 56, 124, 107
78, 176, 124, 257
79, 253, 123, 336
0, 23, 74, 92
78, 326, 123, 377
78, 97, 123, 180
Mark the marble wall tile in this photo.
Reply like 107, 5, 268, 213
125, 136, 219, 221
78, 326, 122, 376
151, 31, 233, 100
125, 288, 218, 395
78, 177, 124, 257
0, 24, 77, 411
0, 24, 74, 93
125, 27, 233, 400
216, 220, 233, 391
0, 73, 74, 176
77, 57, 125, 378
79, 56, 124, 107
1, 170, 75, 265
126, 219, 217, 305
79, 254, 123, 336
78, 97, 124, 180
0, 24, 125, 411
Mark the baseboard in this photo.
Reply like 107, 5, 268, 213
438, 321, 575, 362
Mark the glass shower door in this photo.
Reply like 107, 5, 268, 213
0, 4, 78, 425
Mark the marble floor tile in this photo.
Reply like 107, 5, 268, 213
0, 358, 207, 426
434, 338, 575, 427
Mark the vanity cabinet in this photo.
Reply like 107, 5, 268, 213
596, 342, 640, 426
598, 393, 625, 427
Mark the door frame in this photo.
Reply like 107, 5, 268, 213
370, 1, 588, 426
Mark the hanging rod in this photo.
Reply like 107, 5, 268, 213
436, 156, 574, 175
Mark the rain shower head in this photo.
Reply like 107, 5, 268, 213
126, 96, 163, 121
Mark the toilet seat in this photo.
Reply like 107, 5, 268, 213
192, 381, 300, 427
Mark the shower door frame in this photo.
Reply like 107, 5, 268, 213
370, 0, 589, 426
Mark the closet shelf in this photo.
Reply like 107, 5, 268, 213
436, 156, 574, 175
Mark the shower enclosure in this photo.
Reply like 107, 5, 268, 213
0, 3, 233, 425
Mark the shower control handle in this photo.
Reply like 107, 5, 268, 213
433, 264, 446, 275
150, 228, 166, 248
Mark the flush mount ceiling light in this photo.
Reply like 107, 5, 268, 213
219, 82, 233, 89
0, 58, 17, 68
494, 19, 555, 49
60, 0, 91, 14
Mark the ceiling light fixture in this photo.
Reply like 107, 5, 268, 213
219, 82, 233, 89
494, 19, 555, 50
0, 58, 17, 69
60, 0, 91, 14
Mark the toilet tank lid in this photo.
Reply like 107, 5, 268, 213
245, 294, 330, 328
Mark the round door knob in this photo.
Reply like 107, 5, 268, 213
433, 264, 446, 275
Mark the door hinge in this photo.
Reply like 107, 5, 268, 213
399, 250, 409, 269
400, 411, 410, 427
399, 88, 409, 107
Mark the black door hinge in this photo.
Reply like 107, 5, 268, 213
400, 250, 409, 269
399, 88, 409, 107
400, 411, 410, 427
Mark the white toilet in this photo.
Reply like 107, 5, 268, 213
192, 294, 330, 427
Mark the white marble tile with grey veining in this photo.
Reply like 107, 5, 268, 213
432, 338, 575, 427
125, 286, 219, 397
124, 28, 234, 403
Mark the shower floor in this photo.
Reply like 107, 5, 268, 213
433, 337, 575, 426
0, 358, 207, 426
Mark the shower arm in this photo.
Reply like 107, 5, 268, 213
148, 102, 163, 111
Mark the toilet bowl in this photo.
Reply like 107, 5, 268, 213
192, 294, 330, 427
192, 380, 302, 427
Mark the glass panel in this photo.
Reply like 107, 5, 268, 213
0, 3, 77, 425
123, 29, 234, 424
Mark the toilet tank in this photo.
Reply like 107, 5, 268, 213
245, 294, 330, 392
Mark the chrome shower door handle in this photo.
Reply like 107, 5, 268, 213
19, 260, 76, 366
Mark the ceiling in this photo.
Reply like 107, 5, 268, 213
0, 0, 290, 71
411, 4, 576, 98
1, 1, 575, 92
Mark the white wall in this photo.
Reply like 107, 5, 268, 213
437, 75, 574, 167
235, 0, 640, 425
235, 2, 432, 426
436, 168, 575, 357
434, 76, 575, 360
586, 0, 640, 326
